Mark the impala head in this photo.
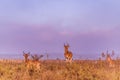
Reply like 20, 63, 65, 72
23, 51, 30, 62
64, 43, 70, 50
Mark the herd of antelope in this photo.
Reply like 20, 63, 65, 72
21, 43, 117, 71
0, 43, 115, 71
23, 52, 42, 71
22, 43, 73, 71
0, 43, 116, 71
101, 50, 115, 67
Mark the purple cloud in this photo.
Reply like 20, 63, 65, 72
0, 22, 120, 59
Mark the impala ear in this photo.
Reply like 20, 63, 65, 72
28, 52, 30, 55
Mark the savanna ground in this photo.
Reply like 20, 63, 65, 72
0, 59, 120, 80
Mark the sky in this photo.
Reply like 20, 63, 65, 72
0, 0, 120, 59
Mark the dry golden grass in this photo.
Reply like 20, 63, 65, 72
0, 59, 120, 80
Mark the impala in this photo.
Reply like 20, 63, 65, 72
23, 51, 41, 71
106, 53, 115, 68
102, 51, 115, 68
64, 43, 73, 62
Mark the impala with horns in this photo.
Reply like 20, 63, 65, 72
23, 51, 41, 71
64, 43, 73, 62
101, 50, 115, 68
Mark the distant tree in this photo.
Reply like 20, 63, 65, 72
56, 58, 60, 60
101, 50, 115, 58
46, 54, 49, 60
45, 50, 49, 60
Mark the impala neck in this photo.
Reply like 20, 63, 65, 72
24, 57, 29, 62
107, 57, 111, 62
64, 48, 68, 54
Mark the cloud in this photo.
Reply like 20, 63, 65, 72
0, 23, 120, 59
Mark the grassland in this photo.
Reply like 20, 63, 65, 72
0, 59, 120, 80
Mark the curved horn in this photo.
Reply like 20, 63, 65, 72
106, 50, 108, 54
23, 51, 25, 54
28, 52, 30, 55
67, 43, 69, 47
23, 51, 26, 56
